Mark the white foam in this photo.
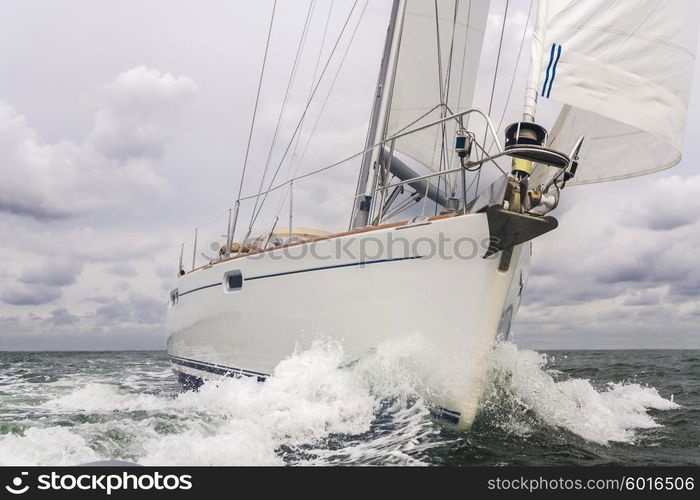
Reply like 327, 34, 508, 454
487, 342, 679, 445
0, 339, 681, 465
0, 427, 100, 466
5, 341, 391, 465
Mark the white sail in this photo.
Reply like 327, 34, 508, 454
385, 0, 490, 188
526, 0, 699, 186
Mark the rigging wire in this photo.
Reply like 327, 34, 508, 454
249, 1, 315, 223
383, 189, 421, 220
432, 0, 446, 215
236, 104, 506, 207
289, 0, 335, 166
452, 0, 472, 202
246, 0, 361, 232
476, 0, 510, 197
439, 1, 460, 203
455, 0, 473, 122
487, 0, 534, 154
230, 0, 278, 240
267, 0, 336, 237
291, 0, 366, 182
428, 0, 461, 216
272, 0, 370, 223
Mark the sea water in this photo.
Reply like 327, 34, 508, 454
0, 340, 697, 466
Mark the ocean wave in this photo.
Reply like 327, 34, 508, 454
0, 339, 682, 465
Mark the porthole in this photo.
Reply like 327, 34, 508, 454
224, 270, 243, 291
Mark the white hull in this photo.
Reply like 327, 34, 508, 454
166, 213, 530, 426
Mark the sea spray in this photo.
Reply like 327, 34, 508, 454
0, 341, 687, 465
481, 342, 680, 445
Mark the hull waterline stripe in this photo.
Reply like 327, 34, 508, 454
169, 355, 269, 380
179, 282, 222, 297
245, 255, 424, 281
178, 255, 424, 297
171, 368, 464, 424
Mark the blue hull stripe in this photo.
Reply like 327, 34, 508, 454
245, 255, 424, 282
171, 368, 463, 424
179, 282, 222, 297
178, 255, 424, 298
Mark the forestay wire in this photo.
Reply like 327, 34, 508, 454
230, 0, 278, 241
244, 0, 361, 234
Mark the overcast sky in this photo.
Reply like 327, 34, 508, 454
0, 0, 698, 351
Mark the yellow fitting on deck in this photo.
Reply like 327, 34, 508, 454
511, 157, 533, 175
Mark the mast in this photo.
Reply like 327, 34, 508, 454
350, 0, 406, 229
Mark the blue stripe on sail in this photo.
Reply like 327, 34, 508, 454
541, 43, 557, 96
546, 44, 562, 98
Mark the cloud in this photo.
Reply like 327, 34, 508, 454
619, 175, 700, 231
95, 293, 165, 326
105, 263, 138, 278
0, 66, 196, 220
19, 259, 84, 287
45, 307, 79, 326
515, 174, 700, 348
154, 264, 177, 279
89, 66, 197, 160
0, 291, 168, 350
2, 286, 62, 306
0, 312, 166, 351
0, 223, 170, 265
622, 288, 665, 306
95, 299, 132, 325
129, 294, 167, 325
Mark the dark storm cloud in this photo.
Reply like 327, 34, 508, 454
524, 268, 628, 307
44, 307, 79, 326
645, 214, 697, 232
622, 289, 664, 306
95, 299, 132, 325
595, 263, 651, 284
19, 260, 84, 287
619, 175, 700, 232
0, 312, 166, 351
95, 294, 165, 326
129, 294, 166, 325
2, 287, 62, 306
81, 296, 114, 304
0, 199, 72, 221
668, 281, 700, 299
514, 168, 700, 347
0, 67, 195, 221
105, 263, 138, 278
0, 297, 167, 350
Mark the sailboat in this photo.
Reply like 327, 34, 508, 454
166, 0, 698, 426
